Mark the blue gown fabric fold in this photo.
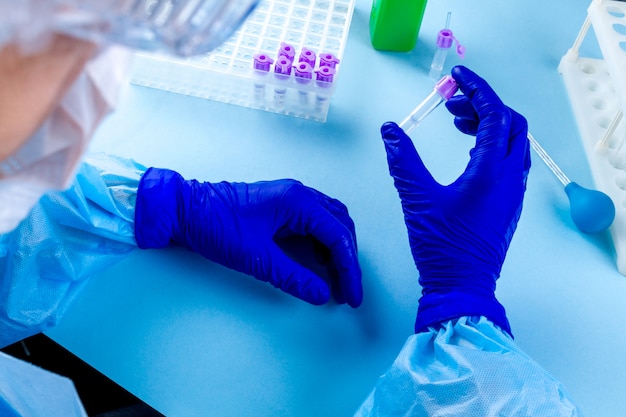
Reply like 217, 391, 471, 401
354, 316, 582, 416
0, 153, 144, 348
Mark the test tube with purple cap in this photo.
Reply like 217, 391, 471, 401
399, 76, 458, 134
429, 13, 465, 80
253, 53, 273, 102
314, 66, 336, 113
273, 56, 292, 108
294, 61, 313, 105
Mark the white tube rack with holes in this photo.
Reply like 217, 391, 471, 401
558, 0, 626, 274
129, 0, 355, 123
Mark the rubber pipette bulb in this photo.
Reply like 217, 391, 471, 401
565, 182, 615, 234
527, 133, 615, 233
399, 75, 458, 134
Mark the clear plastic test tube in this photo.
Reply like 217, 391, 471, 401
294, 61, 313, 105
314, 65, 336, 113
428, 13, 465, 80
399, 75, 458, 134
429, 13, 453, 80
273, 57, 292, 108
253, 53, 273, 102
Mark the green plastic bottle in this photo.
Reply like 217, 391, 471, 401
370, 0, 428, 52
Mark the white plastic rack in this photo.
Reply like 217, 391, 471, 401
129, 0, 355, 122
559, 0, 626, 274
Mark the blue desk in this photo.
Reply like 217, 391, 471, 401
46, 0, 626, 416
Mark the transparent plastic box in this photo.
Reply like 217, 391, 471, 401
129, 0, 356, 122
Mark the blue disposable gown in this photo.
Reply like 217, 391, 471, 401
0, 154, 583, 416
354, 316, 583, 416
0, 153, 143, 348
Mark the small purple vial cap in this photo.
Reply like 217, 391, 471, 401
279, 42, 295, 62
294, 61, 313, 80
299, 47, 317, 66
319, 52, 340, 68
435, 75, 458, 100
315, 66, 336, 83
274, 57, 292, 75
253, 53, 274, 71
436, 29, 454, 48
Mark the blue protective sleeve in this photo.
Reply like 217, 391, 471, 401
354, 316, 583, 416
0, 153, 145, 348
0, 352, 87, 416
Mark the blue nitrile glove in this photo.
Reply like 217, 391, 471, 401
381, 66, 530, 337
134, 169, 363, 307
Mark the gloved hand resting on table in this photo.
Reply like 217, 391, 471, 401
134, 170, 363, 308
381, 65, 530, 336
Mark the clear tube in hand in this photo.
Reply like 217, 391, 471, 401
399, 75, 458, 134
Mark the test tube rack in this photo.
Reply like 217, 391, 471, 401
558, 0, 626, 274
129, 0, 355, 122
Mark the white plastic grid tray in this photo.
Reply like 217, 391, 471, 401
559, 0, 626, 274
129, 0, 356, 122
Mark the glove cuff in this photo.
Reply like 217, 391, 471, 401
135, 167, 183, 249
415, 291, 512, 337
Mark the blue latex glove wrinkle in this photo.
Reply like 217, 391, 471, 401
135, 168, 363, 307
381, 66, 530, 337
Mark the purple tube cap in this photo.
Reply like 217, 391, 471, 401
278, 42, 295, 62
274, 57, 292, 76
436, 29, 454, 49
294, 61, 313, 81
315, 66, 336, 83
435, 75, 458, 100
253, 53, 274, 71
319, 52, 340, 68
299, 47, 317, 66
436, 29, 465, 58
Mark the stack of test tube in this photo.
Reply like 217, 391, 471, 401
253, 42, 340, 115
129, 0, 356, 122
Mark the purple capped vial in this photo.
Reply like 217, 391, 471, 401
278, 42, 296, 64
253, 53, 274, 72
298, 47, 317, 67
319, 52, 340, 69
315, 66, 336, 84
293, 61, 313, 83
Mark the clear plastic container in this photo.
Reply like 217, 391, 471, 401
55, 0, 261, 57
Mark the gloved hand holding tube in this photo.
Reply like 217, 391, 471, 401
134, 169, 363, 308
381, 65, 530, 336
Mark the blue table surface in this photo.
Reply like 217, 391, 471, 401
46, 0, 626, 416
